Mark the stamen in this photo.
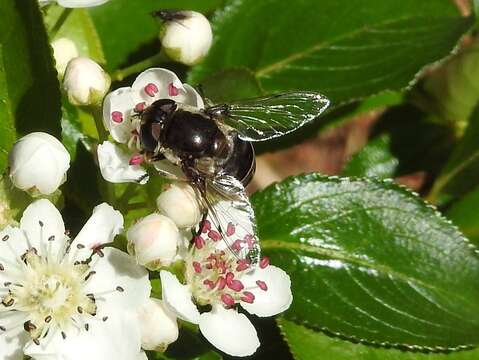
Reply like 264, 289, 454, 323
194, 236, 205, 249
201, 220, 211, 233
227, 279, 244, 292
111, 111, 123, 123
260, 257, 270, 269
193, 261, 202, 273
208, 230, 221, 241
221, 294, 235, 307
144, 83, 159, 97
256, 280, 268, 291
168, 83, 180, 96
2, 235, 9, 242
129, 154, 144, 166
217, 277, 226, 290
135, 102, 146, 112
48, 235, 55, 242
236, 259, 249, 272
241, 291, 255, 304
226, 223, 235, 236
116, 286, 125, 292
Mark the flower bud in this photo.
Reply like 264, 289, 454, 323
63, 57, 110, 106
39, 0, 110, 8
159, 11, 213, 66
127, 213, 181, 269
157, 183, 201, 228
137, 298, 179, 352
52, 37, 79, 77
8, 132, 70, 195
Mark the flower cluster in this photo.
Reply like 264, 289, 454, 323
99, 68, 293, 356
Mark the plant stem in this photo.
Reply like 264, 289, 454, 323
111, 51, 168, 82
49, 7, 73, 39
89, 105, 108, 142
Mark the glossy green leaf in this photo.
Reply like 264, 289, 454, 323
89, 0, 223, 72
447, 186, 479, 247
0, 0, 61, 173
342, 135, 398, 178
428, 106, 479, 205
252, 174, 479, 350
189, 0, 472, 106
279, 319, 479, 360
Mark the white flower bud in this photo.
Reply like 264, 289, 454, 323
137, 298, 179, 352
160, 11, 213, 66
157, 183, 201, 228
127, 213, 181, 269
52, 37, 79, 76
8, 132, 70, 195
39, 0, 110, 8
63, 57, 111, 106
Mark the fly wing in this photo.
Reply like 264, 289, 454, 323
195, 173, 261, 265
206, 92, 330, 142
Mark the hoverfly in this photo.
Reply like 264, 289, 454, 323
137, 90, 330, 266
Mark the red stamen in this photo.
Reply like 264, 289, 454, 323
241, 291, 255, 303
221, 294, 235, 307
144, 83, 158, 97
225, 272, 234, 284
217, 276, 226, 290
208, 230, 222, 241
203, 279, 215, 289
260, 257, 270, 269
194, 236, 205, 249
236, 259, 250, 272
129, 154, 143, 165
193, 261, 202, 273
226, 223, 235, 236
232, 240, 243, 251
256, 280, 268, 291
111, 111, 123, 123
135, 102, 146, 112
244, 234, 256, 249
168, 82, 180, 96
227, 279, 244, 292
201, 220, 211, 233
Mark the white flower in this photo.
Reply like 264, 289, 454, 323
157, 182, 201, 228
137, 298, 178, 352
127, 213, 181, 269
63, 57, 111, 106
9, 132, 70, 195
159, 11, 213, 66
159, 212, 293, 357
0, 199, 150, 360
52, 38, 79, 76
39, 0, 110, 8
98, 68, 203, 184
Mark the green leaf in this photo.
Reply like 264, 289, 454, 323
89, 0, 223, 72
341, 134, 398, 178
0, 0, 61, 173
447, 186, 479, 247
427, 105, 479, 205
189, 0, 472, 106
279, 319, 479, 360
252, 174, 479, 350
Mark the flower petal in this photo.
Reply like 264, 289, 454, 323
102, 87, 136, 144
19, 199, 66, 257
69, 203, 123, 262
57, 0, 110, 8
199, 306, 259, 357
24, 307, 143, 360
160, 270, 200, 324
240, 265, 292, 317
0, 313, 29, 360
97, 141, 148, 184
83, 248, 150, 310
181, 84, 205, 108
131, 68, 185, 105
0, 226, 29, 270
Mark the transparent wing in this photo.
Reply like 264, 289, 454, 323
195, 173, 261, 265
206, 92, 330, 142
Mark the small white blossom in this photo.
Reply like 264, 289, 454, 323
0, 199, 151, 360
64, 57, 111, 106
137, 298, 178, 352
157, 183, 201, 228
98, 68, 204, 184
127, 213, 181, 269
9, 132, 70, 195
159, 204, 293, 357
39, 0, 110, 8
52, 38, 79, 76
159, 11, 213, 66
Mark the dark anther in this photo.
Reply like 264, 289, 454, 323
61, 331, 67, 339
2, 298, 14, 307
0, 325, 6, 331
2, 235, 9, 242
85, 323, 90, 331
45, 316, 52, 323
77, 306, 83, 314
24, 320, 37, 332
48, 235, 55, 242
76, 244, 85, 249
116, 286, 125, 292
39, 221, 44, 227
102, 316, 108, 322
33, 338, 40, 345
0, 264, 4, 271
84, 271, 96, 281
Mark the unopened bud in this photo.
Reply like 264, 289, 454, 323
157, 183, 201, 228
8, 132, 70, 195
127, 213, 181, 269
159, 11, 213, 66
63, 57, 110, 106
52, 38, 79, 76
39, 0, 110, 8
137, 298, 179, 352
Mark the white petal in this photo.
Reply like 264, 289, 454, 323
0, 226, 29, 265
137, 298, 178, 351
199, 306, 259, 357
84, 248, 150, 310
159, 270, 200, 324
137, 351, 148, 360
102, 88, 136, 144
97, 141, 148, 184
19, 199, 66, 257
131, 68, 185, 105
57, 0, 109, 7
180, 84, 205, 108
69, 203, 123, 262
240, 265, 292, 317
153, 160, 185, 180
0, 314, 29, 360
24, 307, 143, 360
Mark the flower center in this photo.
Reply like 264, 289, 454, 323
185, 220, 269, 308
